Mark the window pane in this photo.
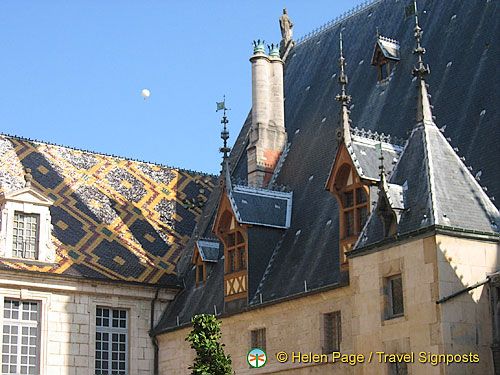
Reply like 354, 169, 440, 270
323, 311, 341, 353
357, 206, 368, 231
238, 247, 246, 270
344, 211, 354, 237
344, 191, 354, 208
197, 265, 204, 282
236, 231, 244, 245
12, 212, 39, 259
229, 250, 236, 273
251, 329, 266, 352
356, 188, 367, 204
227, 233, 235, 247
391, 277, 404, 316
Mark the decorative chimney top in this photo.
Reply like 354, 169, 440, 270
253, 40, 266, 55
268, 43, 280, 58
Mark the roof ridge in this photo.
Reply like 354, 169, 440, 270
295, 0, 382, 45
422, 125, 438, 226
0, 133, 216, 178
350, 126, 406, 147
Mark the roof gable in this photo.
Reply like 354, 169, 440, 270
1, 186, 54, 206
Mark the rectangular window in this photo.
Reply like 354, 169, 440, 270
250, 328, 266, 352
12, 212, 39, 259
323, 311, 341, 354
389, 275, 404, 318
96, 307, 128, 375
2, 299, 39, 375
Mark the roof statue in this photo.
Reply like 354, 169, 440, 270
279, 8, 293, 41
279, 8, 295, 60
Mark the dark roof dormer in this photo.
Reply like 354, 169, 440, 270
371, 35, 400, 82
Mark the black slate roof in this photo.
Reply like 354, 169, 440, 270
155, 0, 500, 333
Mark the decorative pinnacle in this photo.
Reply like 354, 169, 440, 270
412, 3, 430, 77
24, 168, 33, 187
335, 32, 351, 104
218, 96, 231, 169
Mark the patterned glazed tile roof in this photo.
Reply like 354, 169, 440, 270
0, 134, 216, 285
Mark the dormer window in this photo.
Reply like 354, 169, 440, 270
371, 35, 400, 82
13, 212, 39, 259
326, 151, 372, 270
192, 239, 219, 284
0, 170, 55, 263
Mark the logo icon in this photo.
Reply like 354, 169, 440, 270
248, 348, 267, 368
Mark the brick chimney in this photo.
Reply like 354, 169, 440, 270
247, 42, 287, 187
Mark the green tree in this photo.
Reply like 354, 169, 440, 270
185, 314, 232, 375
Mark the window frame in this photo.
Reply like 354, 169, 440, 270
1, 299, 40, 375
387, 274, 404, 319
0, 186, 55, 262
250, 328, 266, 352
95, 307, 128, 375
224, 229, 246, 275
12, 211, 40, 260
322, 311, 341, 354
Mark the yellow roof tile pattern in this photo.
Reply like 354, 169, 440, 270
0, 135, 216, 285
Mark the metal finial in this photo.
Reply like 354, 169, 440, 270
412, 1, 430, 78
218, 96, 231, 175
24, 168, 33, 187
335, 32, 351, 105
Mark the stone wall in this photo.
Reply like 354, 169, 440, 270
0, 272, 175, 375
158, 286, 354, 374
157, 232, 498, 375
435, 234, 499, 375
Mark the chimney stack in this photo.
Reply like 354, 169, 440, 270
247, 42, 287, 188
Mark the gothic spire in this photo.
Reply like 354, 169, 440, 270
217, 97, 231, 189
411, 2, 434, 127
335, 32, 352, 144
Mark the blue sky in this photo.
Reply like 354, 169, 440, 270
0, 1, 362, 175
